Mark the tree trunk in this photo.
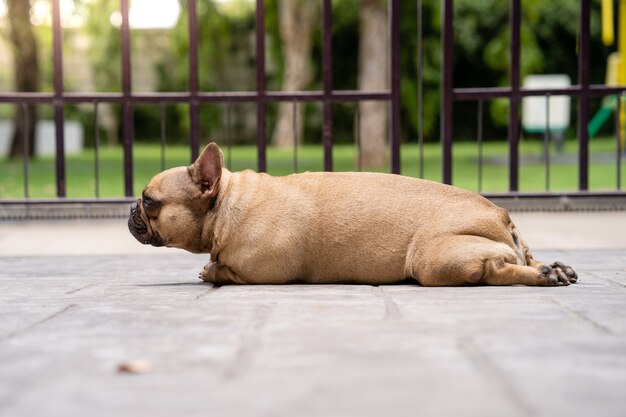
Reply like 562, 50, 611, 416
7, 0, 39, 160
358, 0, 388, 168
271, 0, 317, 148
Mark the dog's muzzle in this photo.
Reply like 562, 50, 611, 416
128, 200, 164, 247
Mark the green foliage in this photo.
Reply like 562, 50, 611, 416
155, 0, 256, 143
265, 0, 283, 88
398, 0, 442, 141
78, 0, 121, 92
453, 0, 604, 139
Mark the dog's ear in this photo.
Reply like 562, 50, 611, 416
189, 142, 224, 198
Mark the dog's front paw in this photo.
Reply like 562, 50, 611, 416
537, 262, 578, 286
199, 262, 216, 282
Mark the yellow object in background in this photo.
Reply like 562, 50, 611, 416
606, 52, 621, 85
620, 0, 626, 83
591, 0, 626, 148
603, 0, 614, 46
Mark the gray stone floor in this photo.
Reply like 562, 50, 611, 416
1, 251, 626, 417
1, 216, 626, 417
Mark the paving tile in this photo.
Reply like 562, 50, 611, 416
0, 251, 625, 417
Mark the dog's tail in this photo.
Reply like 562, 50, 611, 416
506, 215, 534, 266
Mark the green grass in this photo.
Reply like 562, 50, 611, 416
0, 137, 624, 199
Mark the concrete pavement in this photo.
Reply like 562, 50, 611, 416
1, 212, 626, 417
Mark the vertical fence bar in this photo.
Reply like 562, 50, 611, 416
256, 0, 267, 172
418, 0, 424, 179
160, 103, 166, 171
292, 100, 298, 173
441, 0, 454, 184
93, 102, 100, 198
616, 93, 622, 190
578, 0, 591, 191
121, 0, 133, 197
188, 0, 200, 161
477, 100, 483, 193
356, 104, 362, 171
22, 103, 29, 199
544, 94, 551, 191
508, 0, 521, 192
227, 103, 233, 170
52, 0, 66, 197
322, 0, 334, 172
390, 0, 401, 174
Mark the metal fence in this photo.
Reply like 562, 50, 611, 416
1, 0, 625, 218
442, 0, 625, 200
0, 0, 400, 203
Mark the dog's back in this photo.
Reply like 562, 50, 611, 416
215, 170, 514, 284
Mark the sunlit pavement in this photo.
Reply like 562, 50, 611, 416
0, 213, 625, 417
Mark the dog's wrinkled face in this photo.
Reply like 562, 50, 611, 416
127, 167, 201, 251
128, 143, 224, 253
128, 198, 163, 247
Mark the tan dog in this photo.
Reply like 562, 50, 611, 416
128, 142, 577, 286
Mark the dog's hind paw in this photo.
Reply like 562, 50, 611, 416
538, 262, 578, 286
552, 261, 578, 284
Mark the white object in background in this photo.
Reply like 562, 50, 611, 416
35, 121, 83, 157
522, 74, 571, 133
0, 120, 84, 157
0, 121, 12, 156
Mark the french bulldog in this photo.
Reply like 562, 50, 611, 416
128, 142, 577, 286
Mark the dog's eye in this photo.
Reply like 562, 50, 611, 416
143, 196, 160, 214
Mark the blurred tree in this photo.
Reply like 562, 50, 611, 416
402, 0, 441, 142
80, 0, 121, 145
7, 0, 39, 159
156, 0, 252, 143
271, 0, 318, 148
358, 0, 388, 167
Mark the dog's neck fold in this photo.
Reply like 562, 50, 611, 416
198, 169, 232, 254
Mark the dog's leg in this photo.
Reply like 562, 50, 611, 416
480, 258, 577, 286
411, 235, 577, 287
509, 222, 578, 283
199, 262, 250, 285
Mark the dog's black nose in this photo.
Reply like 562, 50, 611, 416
130, 200, 138, 213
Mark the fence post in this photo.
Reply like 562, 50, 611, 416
322, 0, 334, 172
417, 0, 424, 179
52, 0, 66, 197
578, 0, 591, 191
121, 0, 133, 197
508, 0, 521, 192
188, 0, 200, 162
256, 0, 267, 172
390, 0, 401, 174
441, 0, 453, 184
